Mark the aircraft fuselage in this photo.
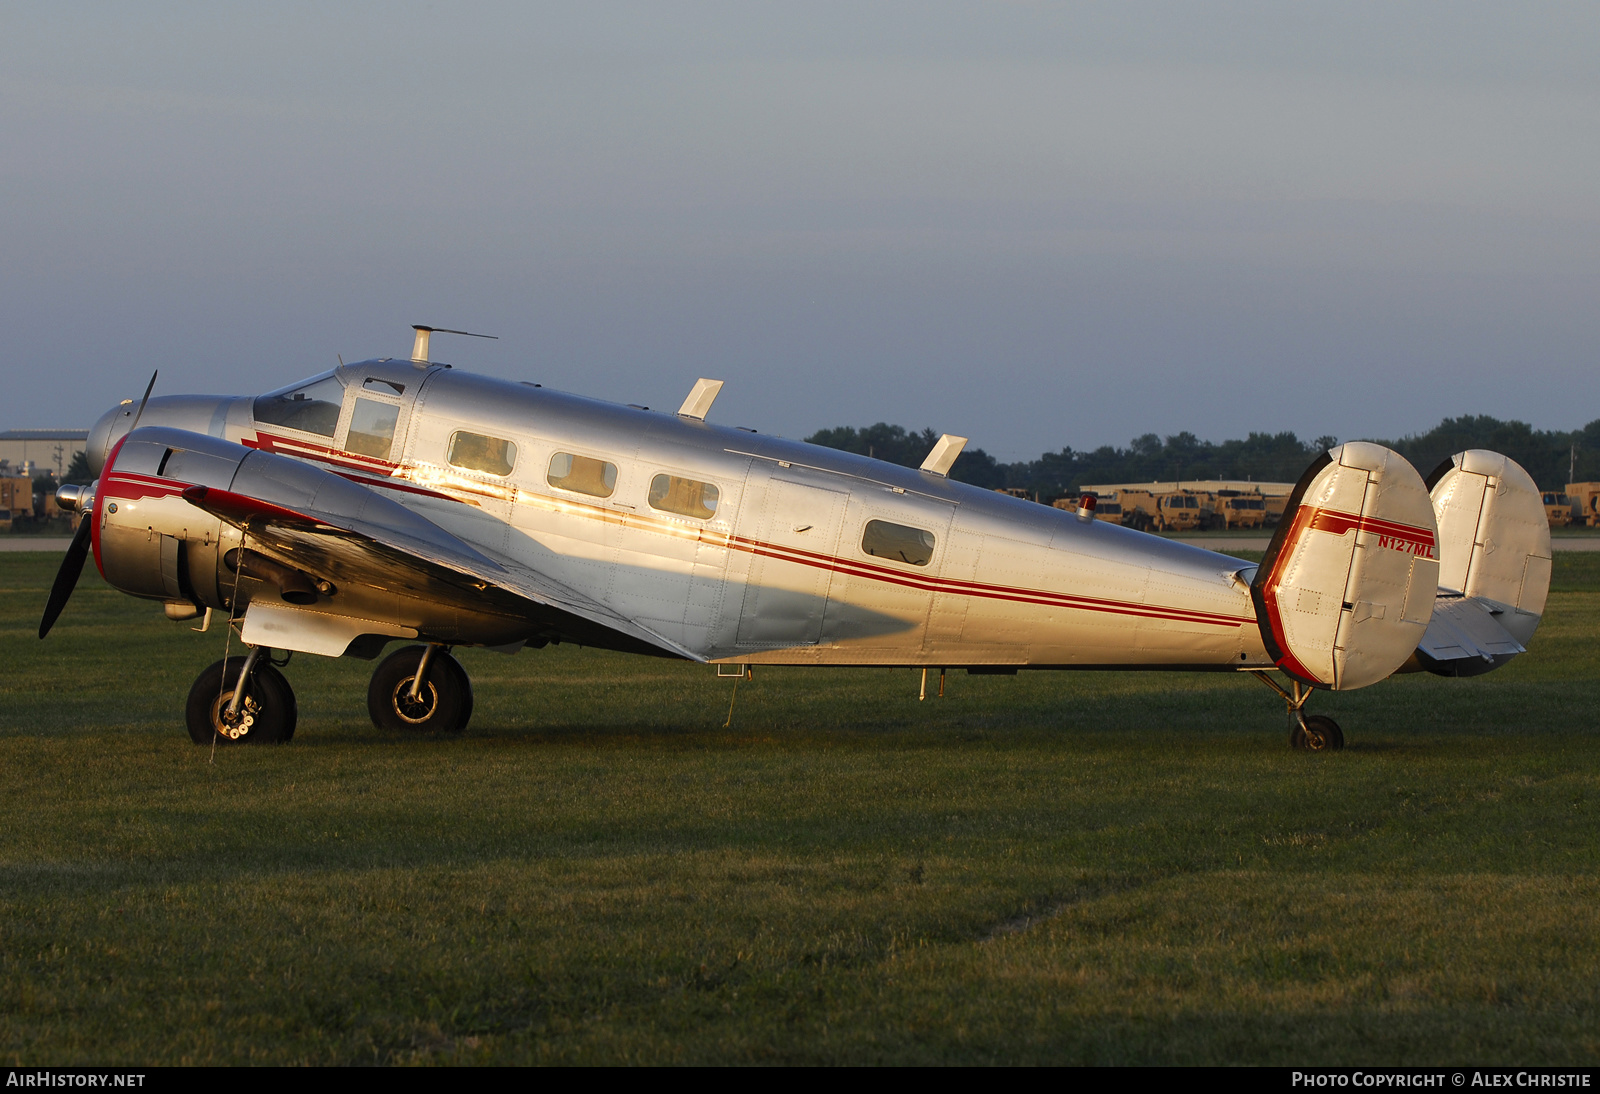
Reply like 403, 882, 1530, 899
87, 358, 1273, 670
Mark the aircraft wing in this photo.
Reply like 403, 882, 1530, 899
182, 462, 704, 662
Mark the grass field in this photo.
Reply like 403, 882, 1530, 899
3, 551, 1599, 1065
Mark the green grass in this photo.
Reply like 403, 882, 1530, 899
2, 553, 1599, 1065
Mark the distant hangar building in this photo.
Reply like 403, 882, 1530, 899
0, 430, 90, 476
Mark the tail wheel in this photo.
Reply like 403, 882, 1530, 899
1291, 714, 1345, 752
367, 645, 473, 734
185, 656, 297, 745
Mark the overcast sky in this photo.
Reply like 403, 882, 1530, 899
4, 2, 1597, 461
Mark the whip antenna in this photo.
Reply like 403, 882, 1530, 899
411, 324, 498, 362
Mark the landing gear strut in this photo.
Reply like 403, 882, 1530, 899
185, 649, 298, 744
1247, 671, 1345, 751
367, 644, 474, 734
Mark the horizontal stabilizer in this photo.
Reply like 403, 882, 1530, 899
1414, 594, 1526, 676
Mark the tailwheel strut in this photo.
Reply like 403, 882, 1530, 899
1246, 671, 1345, 752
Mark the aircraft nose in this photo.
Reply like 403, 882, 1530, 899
86, 403, 129, 477
87, 394, 239, 476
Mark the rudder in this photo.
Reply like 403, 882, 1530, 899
1251, 442, 1440, 690
1414, 450, 1551, 675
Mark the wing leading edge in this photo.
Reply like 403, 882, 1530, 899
181, 449, 703, 662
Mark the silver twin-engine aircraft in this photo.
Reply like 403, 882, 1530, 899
40, 327, 1553, 751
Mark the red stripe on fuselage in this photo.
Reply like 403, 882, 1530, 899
729, 533, 1249, 628
223, 430, 1258, 631
244, 432, 462, 502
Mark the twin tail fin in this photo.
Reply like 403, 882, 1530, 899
1250, 443, 1552, 690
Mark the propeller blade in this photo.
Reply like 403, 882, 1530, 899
128, 370, 158, 432
39, 518, 93, 639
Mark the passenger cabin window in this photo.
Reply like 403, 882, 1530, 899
547, 452, 617, 498
649, 474, 719, 519
346, 398, 399, 460
448, 431, 517, 476
862, 520, 935, 567
252, 373, 344, 437
363, 377, 405, 395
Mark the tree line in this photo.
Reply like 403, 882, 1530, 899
805, 415, 1600, 500
39, 415, 1600, 500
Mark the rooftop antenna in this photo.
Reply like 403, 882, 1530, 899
920, 434, 968, 477
411, 324, 498, 363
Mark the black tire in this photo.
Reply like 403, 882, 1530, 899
185, 656, 297, 745
1291, 714, 1344, 752
367, 646, 473, 734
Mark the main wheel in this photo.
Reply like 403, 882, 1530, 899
185, 656, 297, 745
367, 646, 473, 734
1291, 714, 1345, 752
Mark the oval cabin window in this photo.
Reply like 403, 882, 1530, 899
861, 520, 935, 567
448, 431, 517, 476
547, 452, 617, 498
648, 474, 719, 520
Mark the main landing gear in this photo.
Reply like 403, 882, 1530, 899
367, 644, 474, 734
1247, 671, 1345, 752
185, 648, 298, 745
183, 642, 474, 744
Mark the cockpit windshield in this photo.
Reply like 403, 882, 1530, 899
253, 372, 346, 437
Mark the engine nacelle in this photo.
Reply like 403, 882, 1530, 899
94, 428, 246, 609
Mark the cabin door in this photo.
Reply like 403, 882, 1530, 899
734, 474, 848, 648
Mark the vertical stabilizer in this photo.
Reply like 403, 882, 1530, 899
1251, 442, 1439, 690
1426, 450, 1550, 651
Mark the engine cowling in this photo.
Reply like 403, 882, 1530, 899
93, 427, 245, 609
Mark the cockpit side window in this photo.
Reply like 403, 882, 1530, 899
253, 373, 345, 437
347, 398, 400, 460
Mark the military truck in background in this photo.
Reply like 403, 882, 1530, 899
1055, 487, 1157, 528
1151, 491, 1207, 531
1064, 479, 1295, 533
1211, 489, 1269, 529
1052, 492, 1126, 524
1541, 491, 1575, 527
1111, 488, 1163, 530
1567, 483, 1600, 528
1263, 493, 1290, 528
1, 476, 34, 528
1081, 489, 1208, 532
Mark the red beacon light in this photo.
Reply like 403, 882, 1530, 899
1076, 493, 1097, 522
